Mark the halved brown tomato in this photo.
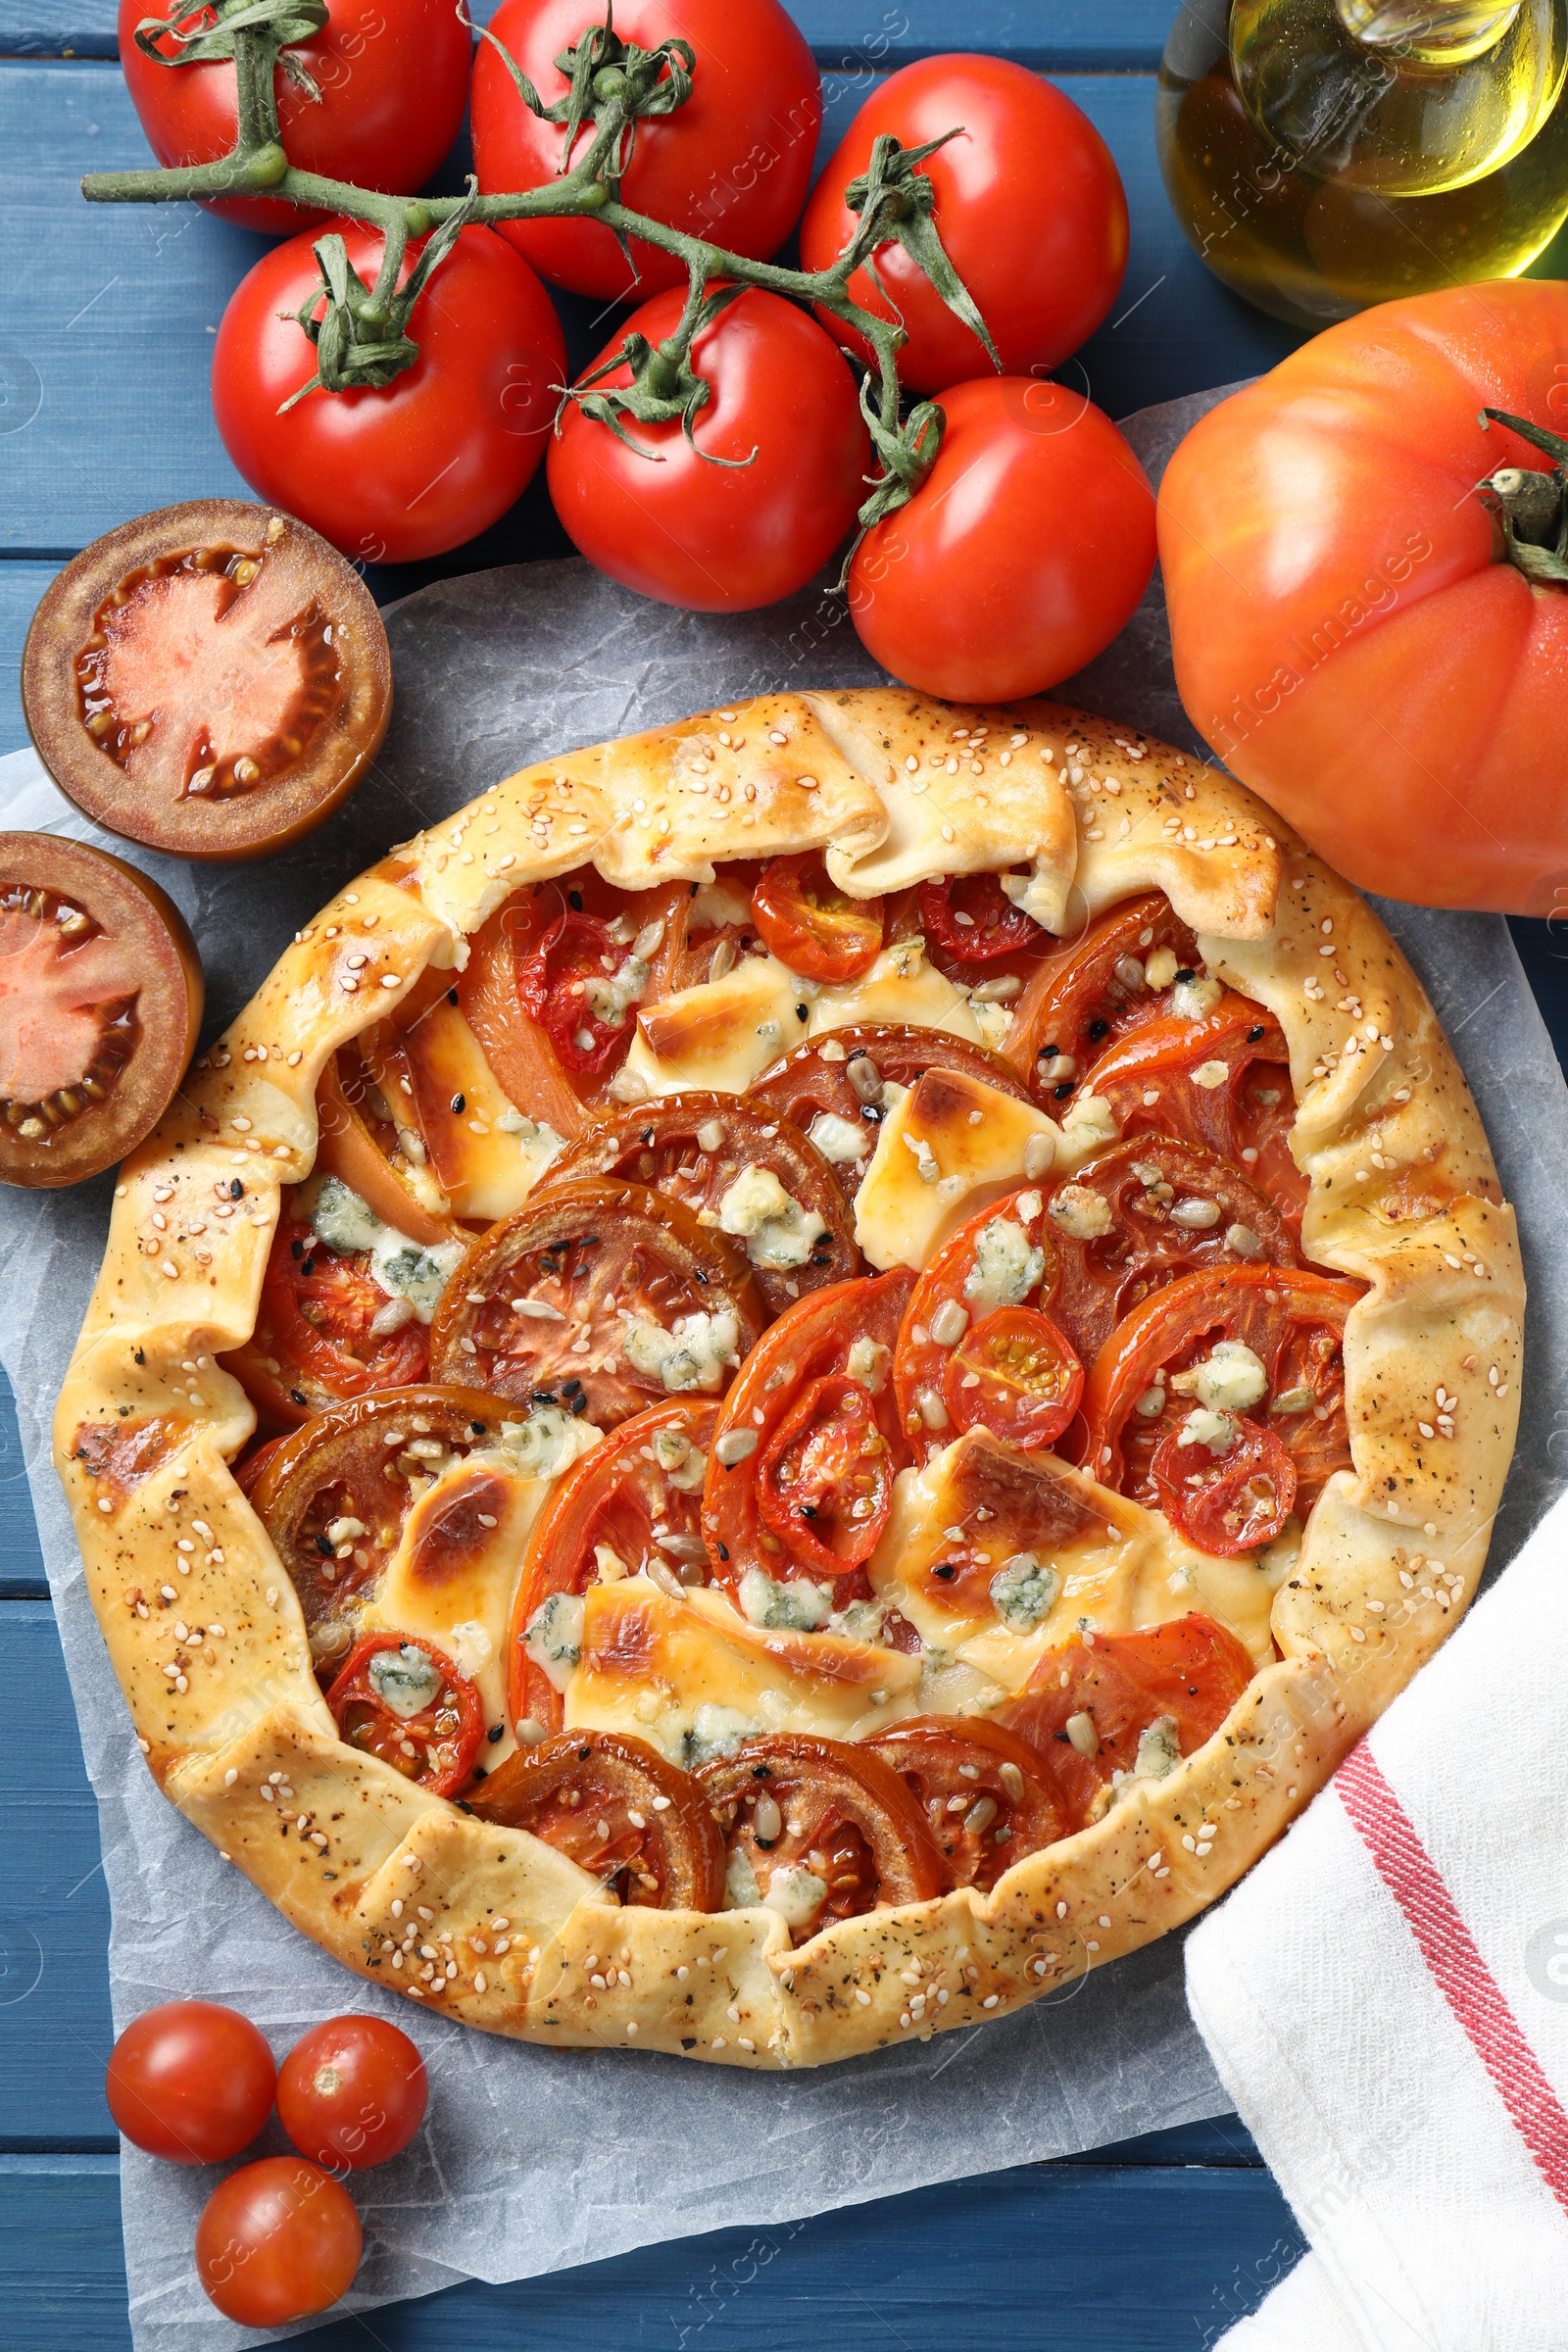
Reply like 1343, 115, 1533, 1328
703, 1267, 914, 1598
466, 1729, 724, 1909
751, 855, 884, 983
917, 873, 1042, 966
942, 1306, 1083, 1451
246, 1385, 503, 1670
1079, 995, 1307, 1236
1002, 891, 1199, 1102
1077, 1264, 1364, 1514
747, 1023, 1035, 1201
507, 1398, 717, 1740
895, 1185, 1058, 1453
428, 1179, 763, 1425
997, 1614, 1257, 1830
326, 1631, 483, 1799
541, 1092, 858, 1318
315, 1045, 457, 1247
222, 1213, 430, 1428
0, 833, 202, 1188
1152, 1414, 1297, 1557
23, 502, 391, 860
1047, 1138, 1298, 1367
697, 1733, 943, 1941
866, 1716, 1070, 1891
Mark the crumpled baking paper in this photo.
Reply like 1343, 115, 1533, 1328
1, 388, 1564, 2350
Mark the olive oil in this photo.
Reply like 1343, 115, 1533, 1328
1157, 0, 1568, 324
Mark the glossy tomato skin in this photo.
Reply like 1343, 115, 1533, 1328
850, 377, 1155, 701
105, 2000, 275, 2164
276, 2016, 428, 2171
1157, 278, 1568, 913
549, 287, 868, 611
118, 0, 471, 233
471, 0, 820, 299
800, 55, 1127, 394
213, 223, 565, 565
196, 2155, 362, 2326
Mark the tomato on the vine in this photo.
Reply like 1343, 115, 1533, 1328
196, 2155, 362, 2326
752, 855, 884, 983
119, 0, 472, 233
547, 286, 869, 612
213, 222, 566, 565
105, 2001, 275, 2165
471, 0, 821, 299
849, 378, 1156, 701
800, 55, 1128, 395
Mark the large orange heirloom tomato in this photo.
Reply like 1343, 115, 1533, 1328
1157, 279, 1568, 915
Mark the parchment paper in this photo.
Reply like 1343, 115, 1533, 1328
2, 389, 1565, 2350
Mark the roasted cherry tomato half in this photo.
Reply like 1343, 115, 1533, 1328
751, 855, 885, 984
467, 1729, 725, 1910
755, 1373, 895, 1580
917, 873, 1042, 966
276, 2015, 428, 2173
195, 2155, 362, 2327
1002, 890, 1198, 1102
1152, 1413, 1298, 1557
508, 1398, 717, 1739
998, 1614, 1257, 1831
23, 502, 390, 861
895, 1185, 1058, 1454
105, 2000, 276, 2165
224, 1212, 433, 1429
0, 832, 202, 1188
518, 907, 643, 1082
942, 1305, 1083, 1451
697, 1733, 943, 1941
428, 1179, 763, 1425
326, 1631, 484, 1798
543, 1091, 858, 1319
867, 1716, 1070, 1892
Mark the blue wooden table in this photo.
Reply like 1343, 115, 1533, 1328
4, 5, 1567, 2344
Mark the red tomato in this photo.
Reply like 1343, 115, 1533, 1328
276, 2016, 427, 2171
1152, 1413, 1297, 1556
547, 286, 869, 612
213, 222, 565, 565
942, 1305, 1083, 1451
755, 1374, 895, 1578
918, 873, 1040, 966
105, 2000, 275, 2164
226, 1214, 428, 1428
751, 855, 884, 983
119, 0, 471, 233
471, 0, 820, 299
1001, 891, 1200, 1102
800, 55, 1127, 395
196, 2155, 362, 2326
325, 1633, 484, 1797
849, 378, 1156, 701
518, 906, 639, 1079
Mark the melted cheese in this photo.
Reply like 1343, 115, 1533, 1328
622, 956, 806, 1097
808, 938, 982, 1043
853, 1067, 1062, 1272
564, 1578, 922, 1763
401, 997, 564, 1220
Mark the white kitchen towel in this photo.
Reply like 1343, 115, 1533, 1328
1186, 1486, 1568, 2350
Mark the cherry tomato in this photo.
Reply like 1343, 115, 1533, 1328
867, 1716, 1069, 1892
894, 1185, 1057, 1454
1000, 891, 1199, 1102
469, 1729, 724, 1908
942, 1305, 1083, 1451
519, 907, 640, 1081
119, 0, 472, 233
276, 2015, 427, 2172
849, 377, 1156, 703
917, 873, 1041, 966
697, 1733, 943, 1940
751, 856, 884, 983
225, 1213, 429, 1428
1152, 1413, 1298, 1556
548, 286, 869, 612
213, 222, 566, 567
471, 0, 820, 299
105, 2000, 275, 2164
326, 1631, 484, 1796
799, 54, 1127, 395
195, 2155, 362, 2326
755, 1374, 895, 1580
507, 1398, 717, 1738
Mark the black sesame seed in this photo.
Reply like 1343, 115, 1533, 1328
1038, 1043, 1059, 1060
1174, 967, 1196, 985
717, 1542, 730, 1561
470, 1420, 487, 1434
133, 1348, 145, 1366
570, 1393, 588, 1415
228, 1179, 244, 1199
694, 1268, 710, 1284
800, 1502, 819, 1518
568, 890, 584, 911
447, 987, 460, 1006
488, 1722, 505, 1743
456, 1800, 474, 1815
470, 1763, 487, 1782
1088, 1018, 1109, 1040
317, 1535, 334, 1556
302, 1257, 316, 1278
681, 2035, 697, 2050
291, 1389, 308, 1406
933, 1562, 956, 1580
1248, 1025, 1265, 1043
641, 1128, 655, 1145
531, 1388, 558, 1404
291, 1238, 304, 1259
451, 1093, 466, 1114
796, 1004, 808, 1022
1054, 1083, 1073, 1100
752, 1763, 772, 1779
562, 1378, 582, 1396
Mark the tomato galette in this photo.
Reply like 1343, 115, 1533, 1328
56, 691, 1522, 2067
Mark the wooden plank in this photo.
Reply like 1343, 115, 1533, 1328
0, 564, 60, 758
0, 2152, 1301, 2352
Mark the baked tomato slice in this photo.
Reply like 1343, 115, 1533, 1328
917, 873, 1043, 967
429, 1179, 763, 1425
697, 1733, 943, 1940
542, 1091, 858, 1318
867, 1716, 1069, 1892
507, 1398, 717, 1740
703, 1267, 914, 1598
997, 1614, 1256, 1829
942, 1306, 1083, 1451
223, 1213, 432, 1428
1152, 1414, 1297, 1556
0, 832, 202, 1188
326, 1631, 483, 1798
1078, 1263, 1364, 1515
750, 854, 884, 983
895, 1184, 1059, 1453
1001, 890, 1200, 1102
315, 1040, 457, 1246
246, 1385, 503, 1673
746, 1022, 1034, 1200
466, 1729, 724, 1910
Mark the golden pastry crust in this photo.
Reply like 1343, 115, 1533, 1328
54, 693, 1522, 2068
